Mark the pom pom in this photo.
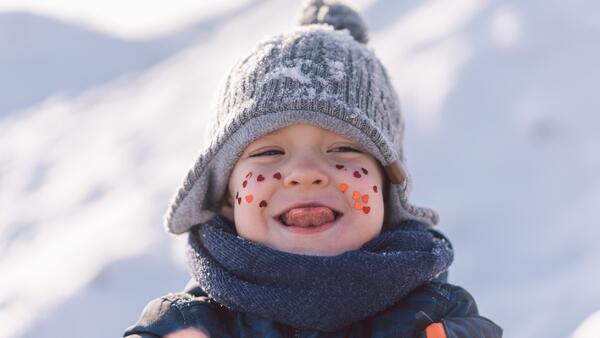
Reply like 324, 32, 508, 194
298, 0, 369, 44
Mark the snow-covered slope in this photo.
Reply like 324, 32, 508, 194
371, 1, 600, 337
573, 310, 600, 338
0, 0, 262, 117
0, 11, 166, 117
1, 0, 599, 337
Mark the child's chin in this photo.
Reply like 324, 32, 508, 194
281, 245, 344, 256
276, 237, 357, 256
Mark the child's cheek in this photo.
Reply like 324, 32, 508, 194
336, 165, 379, 216
234, 170, 283, 210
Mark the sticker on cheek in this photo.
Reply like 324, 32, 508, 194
237, 197, 242, 205
339, 183, 348, 192
245, 195, 253, 203
259, 200, 268, 208
353, 170, 362, 178
257, 174, 265, 182
361, 168, 368, 175
335, 164, 344, 170
242, 180, 248, 188
349, 190, 372, 214
373, 185, 378, 193
246, 171, 253, 179
273, 172, 282, 180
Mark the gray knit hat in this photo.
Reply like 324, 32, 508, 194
165, 0, 439, 234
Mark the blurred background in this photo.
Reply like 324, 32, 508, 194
1, 0, 599, 337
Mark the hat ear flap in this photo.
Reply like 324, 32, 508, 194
384, 161, 408, 190
218, 190, 235, 223
382, 160, 440, 229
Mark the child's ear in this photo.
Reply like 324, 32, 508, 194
219, 190, 235, 222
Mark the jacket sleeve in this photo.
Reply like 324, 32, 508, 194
421, 284, 503, 338
123, 290, 225, 338
124, 294, 188, 338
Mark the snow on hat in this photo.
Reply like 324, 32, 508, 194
165, 0, 439, 234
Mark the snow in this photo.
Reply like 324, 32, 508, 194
327, 59, 346, 81
1, 0, 599, 337
572, 310, 600, 338
0, 0, 256, 39
264, 63, 312, 85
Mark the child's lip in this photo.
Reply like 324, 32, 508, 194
273, 203, 344, 231
274, 202, 344, 220
277, 218, 337, 234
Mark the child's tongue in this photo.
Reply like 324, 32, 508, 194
284, 207, 335, 227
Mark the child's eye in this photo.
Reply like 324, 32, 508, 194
329, 146, 361, 153
249, 149, 284, 157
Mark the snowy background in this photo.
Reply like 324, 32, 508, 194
1, 0, 599, 337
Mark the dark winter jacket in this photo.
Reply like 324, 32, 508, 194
124, 279, 502, 338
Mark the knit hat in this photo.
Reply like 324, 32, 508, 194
165, 0, 439, 234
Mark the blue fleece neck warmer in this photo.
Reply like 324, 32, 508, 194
186, 215, 453, 332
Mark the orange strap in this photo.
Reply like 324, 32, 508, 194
425, 322, 447, 338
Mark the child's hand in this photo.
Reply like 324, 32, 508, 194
165, 327, 210, 338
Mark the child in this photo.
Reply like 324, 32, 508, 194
125, 1, 502, 337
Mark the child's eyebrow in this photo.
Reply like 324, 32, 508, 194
329, 139, 359, 145
248, 139, 283, 149
242, 141, 283, 156
252, 133, 283, 144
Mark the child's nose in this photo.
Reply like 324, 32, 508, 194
283, 162, 330, 188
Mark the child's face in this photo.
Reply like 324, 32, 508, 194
227, 124, 385, 256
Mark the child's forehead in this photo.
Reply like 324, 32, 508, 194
254, 123, 354, 143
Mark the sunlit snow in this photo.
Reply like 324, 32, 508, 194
1, 1, 599, 337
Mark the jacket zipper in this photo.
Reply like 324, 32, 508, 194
287, 328, 301, 338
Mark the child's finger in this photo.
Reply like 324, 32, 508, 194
164, 327, 210, 338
